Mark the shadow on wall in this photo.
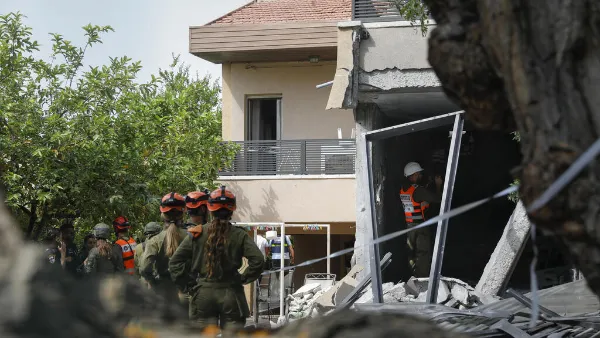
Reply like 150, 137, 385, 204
223, 182, 281, 222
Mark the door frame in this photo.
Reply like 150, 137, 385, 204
245, 95, 282, 141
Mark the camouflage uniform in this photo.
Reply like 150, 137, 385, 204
84, 245, 124, 275
168, 224, 264, 330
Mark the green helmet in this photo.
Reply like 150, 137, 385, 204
143, 222, 162, 236
93, 223, 111, 239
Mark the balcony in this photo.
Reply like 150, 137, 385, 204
352, 0, 431, 22
220, 139, 356, 176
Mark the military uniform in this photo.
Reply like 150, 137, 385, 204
169, 224, 264, 329
141, 228, 189, 310
133, 242, 146, 277
84, 245, 124, 275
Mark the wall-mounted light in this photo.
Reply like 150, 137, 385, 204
309, 55, 320, 63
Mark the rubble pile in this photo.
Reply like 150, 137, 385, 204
355, 277, 500, 309
286, 283, 332, 321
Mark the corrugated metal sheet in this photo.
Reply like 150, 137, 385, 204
478, 280, 599, 316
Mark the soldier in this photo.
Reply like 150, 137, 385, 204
169, 186, 264, 330
141, 193, 189, 309
185, 190, 210, 226
84, 223, 124, 275
134, 222, 162, 279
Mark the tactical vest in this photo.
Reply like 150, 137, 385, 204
270, 237, 290, 256
399, 185, 430, 224
115, 237, 137, 275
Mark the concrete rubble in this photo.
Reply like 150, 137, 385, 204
286, 283, 334, 322
354, 277, 500, 309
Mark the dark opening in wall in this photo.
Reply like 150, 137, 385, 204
376, 120, 523, 285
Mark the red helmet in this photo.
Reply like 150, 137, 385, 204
160, 192, 186, 213
185, 189, 210, 209
113, 216, 130, 232
207, 186, 236, 212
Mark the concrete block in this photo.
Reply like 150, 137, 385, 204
314, 264, 363, 309
451, 284, 470, 305
476, 201, 530, 296
355, 282, 394, 304
334, 279, 360, 305
293, 283, 321, 297
384, 283, 407, 301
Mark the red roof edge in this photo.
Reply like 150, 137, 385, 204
205, 0, 257, 26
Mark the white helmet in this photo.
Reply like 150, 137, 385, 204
404, 162, 424, 177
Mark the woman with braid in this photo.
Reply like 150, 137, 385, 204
169, 186, 263, 330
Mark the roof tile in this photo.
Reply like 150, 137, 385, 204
208, 0, 352, 25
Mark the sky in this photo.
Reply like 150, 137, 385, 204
0, 0, 249, 83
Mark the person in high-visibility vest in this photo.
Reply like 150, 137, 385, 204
399, 162, 442, 277
268, 235, 295, 272
112, 216, 137, 275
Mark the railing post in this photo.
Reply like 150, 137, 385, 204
300, 140, 307, 175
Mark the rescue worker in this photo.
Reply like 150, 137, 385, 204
185, 190, 210, 226
169, 186, 263, 330
269, 234, 295, 273
399, 161, 443, 277
113, 216, 137, 275
84, 223, 124, 275
141, 193, 189, 309
134, 221, 162, 278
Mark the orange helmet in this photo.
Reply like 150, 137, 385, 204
160, 192, 186, 213
207, 186, 236, 212
113, 216, 130, 232
185, 189, 210, 209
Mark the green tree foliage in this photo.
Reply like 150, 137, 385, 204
0, 12, 237, 242
393, 0, 430, 35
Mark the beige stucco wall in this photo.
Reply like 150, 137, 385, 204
219, 175, 356, 223
221, 61, 355, 141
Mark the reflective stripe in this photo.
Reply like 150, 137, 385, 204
116, 237, 137, 275
400, 185, 429, 224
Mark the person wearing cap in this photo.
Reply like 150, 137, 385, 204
400, 162, 443, 277
134, 222, 162, 280
185, 190, 210, 226
84, 223, 124, 275
141, 192, 189, 313
169, 186, 263, 330
112, 216, 137, 275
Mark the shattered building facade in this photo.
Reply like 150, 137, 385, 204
326, 4, 578, 291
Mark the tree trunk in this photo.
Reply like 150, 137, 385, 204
25, 202, 37, 239
423, 0, 600, 297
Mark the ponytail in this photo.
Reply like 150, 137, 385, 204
164, 222, 182, 258
161, 210, 184, 258
204, 218, 231, 279
97, 239, 111, 258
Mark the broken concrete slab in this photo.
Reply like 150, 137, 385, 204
355, 282, 394, 304
476, 201, 530, 296
293, 283, 321, 298
313, 264, 364, 310
334, 279, 359, 306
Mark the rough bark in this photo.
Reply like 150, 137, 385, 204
423, 0, 600, 297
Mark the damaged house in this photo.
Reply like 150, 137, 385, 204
324, 2, 580, 294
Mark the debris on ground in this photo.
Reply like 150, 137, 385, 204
286, 283, 332, 321
354, 277, 500, 309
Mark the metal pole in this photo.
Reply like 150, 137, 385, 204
426, 114, 464, 304
253, 226, 258, 324
326, 224, 331, 276
279, 223, 285, 320
365, 136, 384, 303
